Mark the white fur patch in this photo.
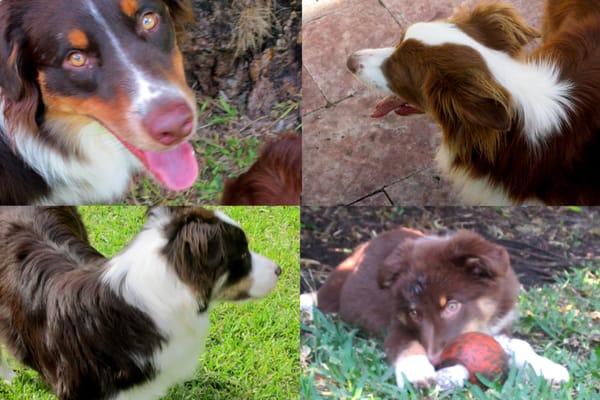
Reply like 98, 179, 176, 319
348, 48, 395, 93
494, 335, 570, 384
214, 210, 241, 228
300, 292, 318, 319
394, 354, 436, 389
103, 216, 209, 400
435, 145, 538, 205
12, 121, 140, 205
404, 22, 574, 144
248, 252, 279, 298
435, 364, 469, 391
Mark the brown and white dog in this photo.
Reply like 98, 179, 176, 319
0, 0, 199, 204
0, 207, 281, 399
301, 228, 569, 390
347, 0, 600, 205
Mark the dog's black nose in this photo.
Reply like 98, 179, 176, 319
347, 54, 360, 73
275, 266, 282, 276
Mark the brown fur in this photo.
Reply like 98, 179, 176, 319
221, 133, 301, 205
317, 229, 520, 362
451, 1, 540, 56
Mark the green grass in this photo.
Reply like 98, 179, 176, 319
0, 206, 300, 400
301, 266, 600, 400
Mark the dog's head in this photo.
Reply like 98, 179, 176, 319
378, 230, 519, 363
156, 207, 281, 310
346, 2, 538, 136
0, 0, 198, 191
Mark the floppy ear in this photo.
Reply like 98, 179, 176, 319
163, 217, 226, 310
448, 230, 510, 280
451, 2, 540, 56
0, 4, 40, 131
377, 240, 413, 289
424, 60, 512, 134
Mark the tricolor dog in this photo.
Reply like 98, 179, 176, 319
0, 207, 281, 399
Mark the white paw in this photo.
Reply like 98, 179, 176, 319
530, 356, 570, 384
435, 364, 469, 391
395, 355, 436, 389
300, 292, 317, 320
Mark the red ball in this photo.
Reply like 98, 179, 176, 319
437, 332, 509, 384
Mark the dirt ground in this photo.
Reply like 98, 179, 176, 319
301, 207, 600, 291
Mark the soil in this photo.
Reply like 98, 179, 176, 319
183, 0, 301, 131
301, 207, 600, 292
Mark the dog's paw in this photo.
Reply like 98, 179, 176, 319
435, 364, 469, 391
300, 292, 317, 321
395, 355, 436, 389
530, 356, 570, 384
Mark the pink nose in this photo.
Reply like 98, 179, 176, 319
143, 101, 194, 146
347, 54, 361, 73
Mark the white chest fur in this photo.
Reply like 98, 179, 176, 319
114, 313, 209, 400
13, 121, 141, 205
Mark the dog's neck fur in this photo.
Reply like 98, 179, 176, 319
0, 99, 140, 205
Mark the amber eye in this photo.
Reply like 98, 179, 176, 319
141, 12, 159, 31
67, 52, 87, 68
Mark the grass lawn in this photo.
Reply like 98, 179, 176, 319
0, 206, 300, 400
301, 266, 600, 400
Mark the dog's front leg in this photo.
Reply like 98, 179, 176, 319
385, 328, 436, 390
494, 335, 570, 384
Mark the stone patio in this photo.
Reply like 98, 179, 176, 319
302, 0, 544, 205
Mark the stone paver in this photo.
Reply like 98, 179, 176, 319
353, 191, 393, 206
386, 167, 458, 205
303, 91, 440, 205
302, 0, 401, 103
302, 66, 328, 116
302, 0, 547, 205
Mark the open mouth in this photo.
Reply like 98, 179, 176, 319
371, 95, 423, 118
120, 139, 199, 192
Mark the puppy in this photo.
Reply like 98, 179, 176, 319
0, 207, 281, 399
304, 228, 569, 389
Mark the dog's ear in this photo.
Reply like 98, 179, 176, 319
163, 215, 226, 310
451, 2, 540, 56
424, 59, 512, 136
0, 3, 40, 131
448, 230, 510, 280
377, 239, 413, 289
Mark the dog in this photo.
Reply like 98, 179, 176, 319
301, 228, 569, 390
221, 133, 302, 205
347, 0, 600, 205
0, 206, 281, 399
0, 0, 199, 205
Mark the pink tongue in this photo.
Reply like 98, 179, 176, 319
138, 142, 198, 191
371, 96, 422, 118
